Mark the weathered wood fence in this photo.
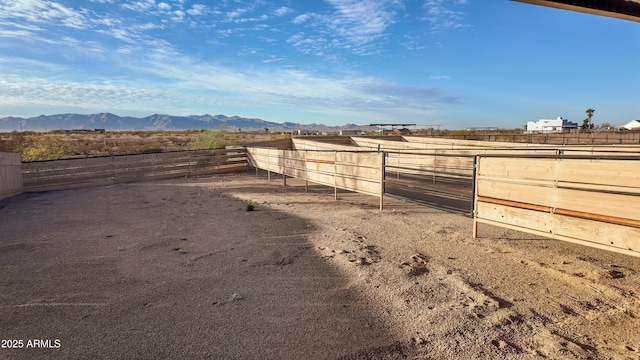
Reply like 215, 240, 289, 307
22, 148, 247, 192
0, 152, 23, 200
474, 155, 640, 257
246, 148, 384, 209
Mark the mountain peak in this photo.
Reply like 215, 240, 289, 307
0, 113, 369, 132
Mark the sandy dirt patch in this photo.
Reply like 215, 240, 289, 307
1, 173, 639, 359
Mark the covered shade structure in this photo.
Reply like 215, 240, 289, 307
513, 0, 640, 22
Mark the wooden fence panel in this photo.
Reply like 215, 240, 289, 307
476, 202, 639, 256
403, 136, 557, 149
292, 138, 359, 151
350, 137, 427, 150
246, 148, 383, 199
474, 156, 640, 257
0, 152, 23, 200
22, 149, 246, 192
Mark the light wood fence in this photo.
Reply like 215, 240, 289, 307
246, 148, 384, 209
22, 149, 247, 192
0, 152, 23, 200
474, 155, 640, 257
292, 138, 361, 151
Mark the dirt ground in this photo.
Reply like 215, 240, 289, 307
1, 173, 639, 359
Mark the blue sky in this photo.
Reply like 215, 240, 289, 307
0, 0, 639, 129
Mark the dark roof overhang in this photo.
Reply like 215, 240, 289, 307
513, 0, 640, 22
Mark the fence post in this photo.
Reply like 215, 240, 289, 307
282, 150, 287, 187
334, 151, 338, 200
432, 150, 437, 184
380, 152, 385, 211
304, 150, 308, 192
472, 155, 479, 238
267, 149, 271, 181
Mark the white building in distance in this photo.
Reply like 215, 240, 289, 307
526, 116, 578, 133
621, 120, 640, 130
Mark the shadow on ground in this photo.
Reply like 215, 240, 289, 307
0, 178, 401, 360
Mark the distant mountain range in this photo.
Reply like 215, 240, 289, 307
0, 113, 369, 132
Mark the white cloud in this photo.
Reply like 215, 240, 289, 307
287, 0, 405, 58
232, 14, 268, 23
325, 0, 400, 45
216, 28, 234, 37
121, 0, 156, 13
97, 27, 138, 43
0, 75, 176, 115
172, 10, 185, 22
91, 14, 122, 28
422, 0, 469, 32
293, 13, 310, 24
273, 7, 293, 17
186, 4, 208, 16
262, 55, 285, 64
0, 0, 88, 29
0, 0, 459, 123
226, 7, 250, 20
400, 33, 425, 50
0, 28, 34, 39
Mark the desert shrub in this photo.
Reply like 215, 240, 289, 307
192, 129, 238, 149
0, 131, 26, 153
21, 135, 72, 162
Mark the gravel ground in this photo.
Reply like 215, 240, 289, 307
1, 173, 639, 359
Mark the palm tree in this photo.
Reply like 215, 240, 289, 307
585, 108, 595, 130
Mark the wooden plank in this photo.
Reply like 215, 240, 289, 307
22, 164, 114, 179
336, 177, 379, 196
476, 179, 554, 206
0, 152, 21, 164
0, 158, 23, 199
556, 158, 640, 189
476, 178, 640, 219
336, 152, 380, 167
292, 138, 359, 151
20, 149, 247, 192
476, 202, 640, 256
478, 196, 640, 227
306, 151, 336, 162
478, 157, 556, 180
553, 188, 640, 220
335, 164, 380, 179
476, 179, 640, 220
306, 171, 335, 187
479, 157, 640, 191
22, 171, 115, 185
284, 167, 307, 179
403, 136, 556, 149
247, 147, 383, 198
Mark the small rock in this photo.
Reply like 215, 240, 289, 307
607, 270, 624, 279
230, 293, 243, 301
411, 337, 426, 345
